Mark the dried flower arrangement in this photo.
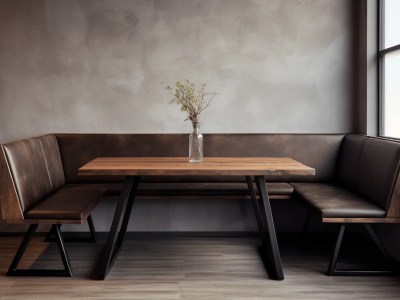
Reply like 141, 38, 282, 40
165, 80, 217, 129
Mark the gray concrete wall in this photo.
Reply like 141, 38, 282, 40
0, 0, 354, 143
0, 0, 355, 233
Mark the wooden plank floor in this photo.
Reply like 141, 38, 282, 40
0, 234, 400, 299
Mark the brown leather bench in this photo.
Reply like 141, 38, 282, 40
1, 133, 399, 277
0, 135, 101, 276
293, 135, 400, 275
54, 133, 343, 201
50, 133, 400, 276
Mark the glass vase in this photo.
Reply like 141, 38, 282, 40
189, 125, 203, 162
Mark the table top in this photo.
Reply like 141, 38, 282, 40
78, 157, 315, 176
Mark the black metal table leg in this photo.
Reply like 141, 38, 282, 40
254, 175, 284, 280
87, 215, 97, 243
117, 177, 140, 246
246, 176, 267, 241
97, 175, 141, 279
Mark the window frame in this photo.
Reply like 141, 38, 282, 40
378, 0, 400, 138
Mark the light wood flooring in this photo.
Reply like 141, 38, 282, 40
0, 233, 399, 300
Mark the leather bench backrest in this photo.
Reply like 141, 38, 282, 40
338, 135, 400, 210
3, 138, 52, 212
56, 134, 345, 183
356, 137, 400, 210
2, 134, 65, 213
337, 135, 367, 189
37, 135, 65, 190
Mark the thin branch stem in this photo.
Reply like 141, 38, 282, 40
166, 80, 217, 127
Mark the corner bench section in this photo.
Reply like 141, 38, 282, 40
0, 134, 102, 276
293, 135, 400, 275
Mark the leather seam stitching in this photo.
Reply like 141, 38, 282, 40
38, 139, 53, 190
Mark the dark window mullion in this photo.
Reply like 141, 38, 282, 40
379, 44, 400, 56
378, 0, 385, 136
379, 0, 385, 51
378, 53, 385, 136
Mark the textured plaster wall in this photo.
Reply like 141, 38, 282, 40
0, 0, 355, 233
0, 0, 354, 143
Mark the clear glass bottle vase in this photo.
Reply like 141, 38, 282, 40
189, 125, 203, 162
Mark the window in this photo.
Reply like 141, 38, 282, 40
379, 0, 400, 139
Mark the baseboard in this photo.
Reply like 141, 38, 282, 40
0, 231, 261, 238
0, 231, 346, 238
117, 231, 261, 237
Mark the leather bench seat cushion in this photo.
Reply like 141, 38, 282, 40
25, 185, 103, 220
67, 182, 294, 197
291, 183, 386, 218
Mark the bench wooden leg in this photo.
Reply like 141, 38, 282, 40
45, 215, 97, 243
327, 223, 398, 276
7, 224, 73, 277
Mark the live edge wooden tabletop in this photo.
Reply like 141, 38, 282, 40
78, 157, 315, 176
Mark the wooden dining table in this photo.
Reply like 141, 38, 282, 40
78, 157, 315, 280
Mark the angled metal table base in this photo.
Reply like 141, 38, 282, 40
246, 175, 284, 280
97, 175, 284, 280
97, 175, 140, 279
